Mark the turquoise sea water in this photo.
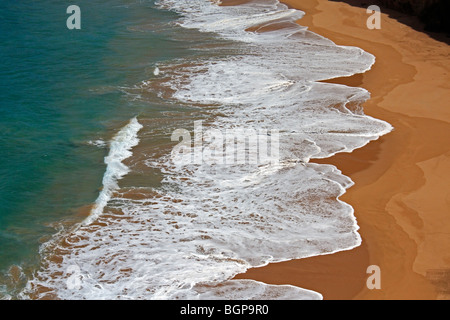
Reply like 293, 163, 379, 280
0, 0, 185, 281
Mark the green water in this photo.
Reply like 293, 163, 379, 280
0, 0, 187, 278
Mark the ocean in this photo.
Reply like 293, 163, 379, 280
0, 0, 392, 299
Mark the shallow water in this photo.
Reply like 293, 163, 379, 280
0, 0, 191, 298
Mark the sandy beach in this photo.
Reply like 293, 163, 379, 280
226, 0, 450, 299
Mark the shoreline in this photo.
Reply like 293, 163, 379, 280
228, 0, 450, 299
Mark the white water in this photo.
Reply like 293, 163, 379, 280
23, 0, 392, 300
84, 117, 143, 225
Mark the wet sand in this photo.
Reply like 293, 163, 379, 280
223, 0, 450, 299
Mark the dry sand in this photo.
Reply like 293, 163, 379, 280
222, 0, 450, 299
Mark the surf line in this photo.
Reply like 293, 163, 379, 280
83, 116, 143, 225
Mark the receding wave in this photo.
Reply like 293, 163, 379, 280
21, 0, 392, 299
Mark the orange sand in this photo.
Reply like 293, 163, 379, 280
222, 0, 450, 299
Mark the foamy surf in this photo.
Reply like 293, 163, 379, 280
21, 0, 393, 300
84, 117, 143, 225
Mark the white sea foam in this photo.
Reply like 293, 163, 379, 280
87, 139, 107, 148
83, 117, 143, 225
23, 0, 392, 300
189, 280, 322, 300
